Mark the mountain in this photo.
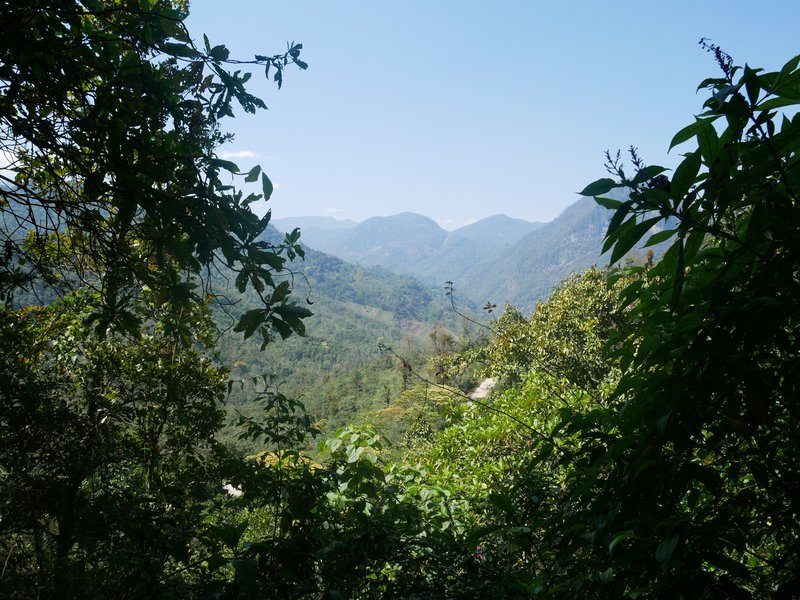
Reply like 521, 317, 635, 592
321, 212, 447, 269
269, 200, 661, 315
456, 197, 611, 312
453, 214, 544, 248
273, 212, 546, 287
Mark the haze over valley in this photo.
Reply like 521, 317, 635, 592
6, 2, 798, 595
272, 195, 616, 313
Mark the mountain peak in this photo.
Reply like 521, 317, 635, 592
360, 212, 443, 229
454, 214, 543, 247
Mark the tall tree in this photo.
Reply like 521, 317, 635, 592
0, 1, 311, 596
0, 0, 309, 344
556, 43, 800, 597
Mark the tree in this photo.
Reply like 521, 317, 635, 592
483, 267, 628, 390
0, 0, 310, 345
429, 45, 800, 599
417, 268, 630, 596
547, 43, 800, 597
0, 292, 230, 596
0, 1, 312, 596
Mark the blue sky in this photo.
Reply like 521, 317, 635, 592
187, 1, 800, 229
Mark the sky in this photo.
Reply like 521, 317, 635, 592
187, 1, 800, 229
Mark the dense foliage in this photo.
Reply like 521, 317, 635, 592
420, 44, 800, 598
0, 0, 309, 342
560, 43, 800, 596
0, 1, 312, 596
0, 293, 230, 595
3, 5, 799, 597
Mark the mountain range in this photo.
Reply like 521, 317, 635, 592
272, 197, 624, 313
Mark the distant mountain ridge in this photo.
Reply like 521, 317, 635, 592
272, 212, 543, 288
455, 214, 544, 247
272, 202, 612, 310
270, 196, 662, 313
460, 197, 612, 312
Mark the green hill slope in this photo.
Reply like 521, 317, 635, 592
458, 197, 611, 311
214, 228, 471, 437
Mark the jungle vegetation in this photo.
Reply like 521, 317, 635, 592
1, 3, 799, 597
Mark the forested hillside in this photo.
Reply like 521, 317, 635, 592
275, 198, 632, 312
213, 229, 471, 443
2, 3, 800, 598
274, 212, 543, 291
460, 195, 614, 311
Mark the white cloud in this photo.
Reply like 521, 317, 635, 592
324, 207, 343, 214
218, 149, 259, 159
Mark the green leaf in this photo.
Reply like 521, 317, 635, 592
208, 44, 230, 61
603, 201, 633, 249
669, 117, 716, 150
644, 228, 676, 247
683, 229, 706, 262
772, 69, 800, 100
609, 216, 661, 264
284, 315, 305, 336
670, 151, 702, 201
655, 535, 679, 563
743, 65, 762, 106
632, 165, 668, 185
234, 309, 265, 340
211, 158, 239, 173
609, 529, 634, 553
271, 280, 291, 303
594, 196, 623, 210
249, 251, 285, 271
756, 96, 799, 111
776, 53, 800, 82
697, 77, 728, 90
579, 178, 617, 197
273, 303, 313, 320
261, 172, 274, 200
346, 445, 363, 463
697, 121, 720, 163
286, 227, 301, 244
245, 165, 261, 183
271, 318, 293, 340
161, 42, 202, 59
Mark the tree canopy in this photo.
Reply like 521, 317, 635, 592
0, 1, 313, 596
561, 42, 800, 596
0, 0, 309, 344
3, 8, 800, 597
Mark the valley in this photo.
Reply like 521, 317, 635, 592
222, 195, 622, 450
6, 5, 795, 594
272, 195, 614, 313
